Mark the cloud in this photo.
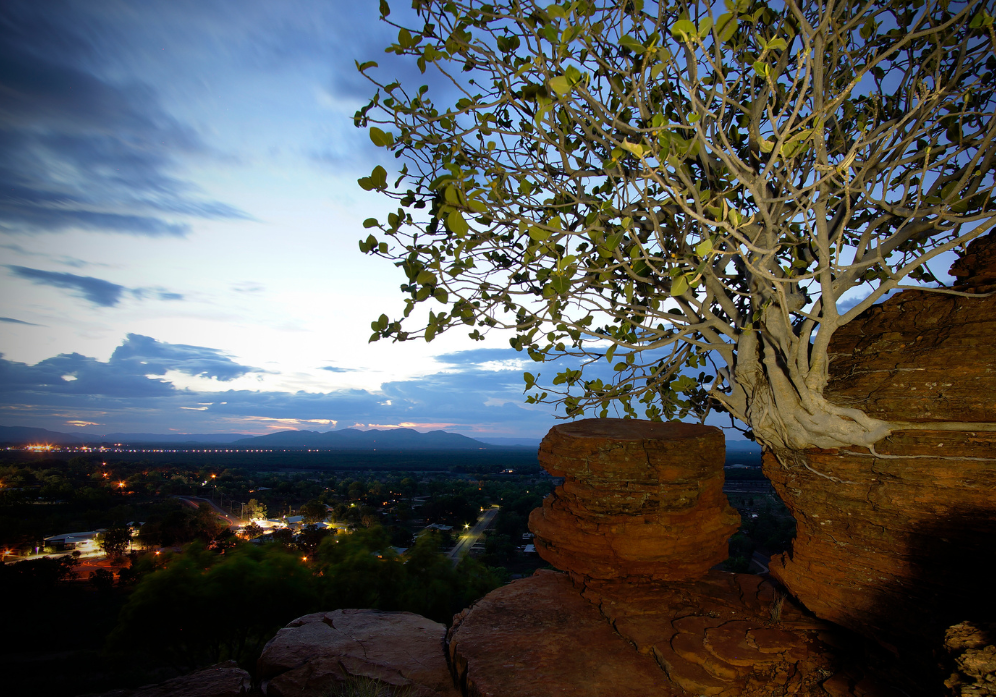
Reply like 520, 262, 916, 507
319, 366, 354, 373
7, 265, 126, 306
110, 334, 260, 382
0, 339, 560, 436
0, 2, 250, 237
7, 265, 186, 307
0, 316, 41, 326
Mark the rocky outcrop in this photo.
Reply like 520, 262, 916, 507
528, 419, 740, 581
944, 621, 996, 696
766, 233, 996, 650
448, 569, 889, 697
257, 609, 459, 697
447, 570, 665, 696
93, 661, 249, 697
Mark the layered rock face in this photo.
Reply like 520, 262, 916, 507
448, 569, 889, 697
768, 233, 996, 648
257, 609, 459, 697
528, 419, 740, 581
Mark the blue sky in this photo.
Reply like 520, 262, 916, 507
0, 0, 572, 437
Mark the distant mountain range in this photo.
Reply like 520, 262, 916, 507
0, 425, 250, 445
0, 424, 526, 450
231, 428, 495, 449
0, 424, 761, 453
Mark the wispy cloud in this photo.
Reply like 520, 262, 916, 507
7, 265, 186, 307
0, 2, 251, 238
7, 266, 126, 306
0, 316, 42, 326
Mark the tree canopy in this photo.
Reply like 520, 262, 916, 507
355, 0, 996, 454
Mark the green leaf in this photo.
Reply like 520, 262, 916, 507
371, 166, 388, 188
363, 218, 379, 228
670, 19, 696, 40
529, 225, 551, 241
546, 4, 567, 20
447, 210, 469, 237
549, 75, 572, 96
620, 140, 645, 157
619, 34, 646, 53
433, 288, 449, 303
370, 127, 394, 147
695, 239, 713, 257
765, 37, 788, 52
715, 13, 738, 42
379, 0, 390, 17
416, 269, 437, 285
697, 17, 713, 39
753, 60, 769, 78
671, 275, 689, 296
355, 60, 379, 73
759, 138, 774, 153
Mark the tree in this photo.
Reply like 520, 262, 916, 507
244, 498, 267, 521
242, 522, 264, 540
300, 498, 328, 525
109, 542, 318, 670
355, 0, 996, 460
97, 524, 132, 559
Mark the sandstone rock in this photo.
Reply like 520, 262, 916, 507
824, 285, 996, 424
528, 419, 740, 581
950, 232, 996, 292
93, 661, 249, 697
579, 571, 875, 696
944, 621, 996, 696
447, 570, 668, 697
766, 435, 996, 648
764, 236, 996, 668
258, 609, 458, 697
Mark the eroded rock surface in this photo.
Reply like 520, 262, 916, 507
944, 621, 996, 696
258, 609, 459, 697
449, 569, 890, 697
528, 419, 740, 581
447, 570, 675, 697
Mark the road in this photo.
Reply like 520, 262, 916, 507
176, 496, 242, 527
447, 506, 500, 565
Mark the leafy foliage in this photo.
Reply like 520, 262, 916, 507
356, 0, 996, 450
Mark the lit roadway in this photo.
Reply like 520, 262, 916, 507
176, 496, 241, 527
447, 506, 500, 566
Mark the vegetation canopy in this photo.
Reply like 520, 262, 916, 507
355, 0, 996, 455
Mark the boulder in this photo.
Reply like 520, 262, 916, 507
448, 569, 889, 696
92, 661, 249, 697
257, 609, 459, 697
528, 419, 740, 581
765, 235, 996, 650
447, 570, 669, 696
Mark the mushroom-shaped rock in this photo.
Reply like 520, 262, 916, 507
528, 418, 740, 581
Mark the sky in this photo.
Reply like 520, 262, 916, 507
0, 0, 573, 438
0, 1, 958, 441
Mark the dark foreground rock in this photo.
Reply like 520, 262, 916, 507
93, 661, 249, 697
257, 609, 459, 697
448, 569, 893, 697
447, 570, 666, 696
